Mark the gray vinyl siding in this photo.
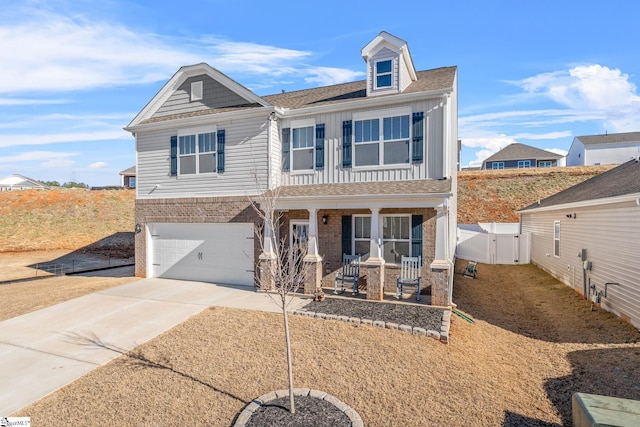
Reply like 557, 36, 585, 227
280, 97, 446, 186
521, 201, 640, 328
136, 116, 269, 199
152, 75, 251, 119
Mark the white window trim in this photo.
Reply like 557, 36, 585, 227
289, 119, 316, 174
190, 81, 203, 102
518, 160, 531, 168
352, 214, 412, 264
352, 215, 371, 257
352, 107, 412, 169
492, 162, 505, 170
373, 58, 394, 90
177, 125, 218, 176
553, 220, 560, 257
381, 214, 412, 264
538, 160, 553, 167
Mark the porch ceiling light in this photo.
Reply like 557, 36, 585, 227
322, 215, 328, 225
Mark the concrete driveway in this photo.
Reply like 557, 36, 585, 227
0, 278, 309, 415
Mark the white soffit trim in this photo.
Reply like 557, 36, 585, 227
517, 193, 640, 214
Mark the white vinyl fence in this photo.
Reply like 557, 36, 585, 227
456, 224, 530, 264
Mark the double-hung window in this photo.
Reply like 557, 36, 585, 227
178, 127, 217, 175
538, 160, 552, 167
353, 109, 410, 167
382, 215, 411, 264
492, 162, 504, 170
353, 216, 371, 258
375, 59, 393, 89
518, 160, 531, 168
292, 126, 314, 171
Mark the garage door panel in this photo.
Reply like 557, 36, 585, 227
148, 223, 254, 286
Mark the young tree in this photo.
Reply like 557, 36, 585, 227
250, 186, 309, 414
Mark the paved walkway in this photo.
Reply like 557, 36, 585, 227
0, 278, 309, 415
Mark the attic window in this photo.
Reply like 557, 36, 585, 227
375, 60, 393, 89
191, 81, 203, 101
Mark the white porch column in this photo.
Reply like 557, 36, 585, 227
368, 208, 384, 264
260, 217, 276, 259
433, 202, 448, 261
304, 208, 321, 261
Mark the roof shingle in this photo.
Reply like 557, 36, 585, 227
483, 143, 563, 164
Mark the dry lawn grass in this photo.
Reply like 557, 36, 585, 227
11, 261, 640, 426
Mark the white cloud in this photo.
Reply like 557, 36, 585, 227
88, 161, 107, 169
0, 130, 130, 148
41, 159, 75, 168
514, 64, 640, 132
0, 151, 78, 163
545, 148, 568, 156
0, 11, 363, 95
304, 67, 366, 86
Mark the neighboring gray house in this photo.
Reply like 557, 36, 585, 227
0, 174, 49, 191
482, 143, 563, 170
566, 131, 640, 166
125, 31, 459, 306
519, 158, 640, 329
119, 166, 136, 188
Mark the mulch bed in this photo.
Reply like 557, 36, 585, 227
304, 297, 444, 331
244, 396, 351, 427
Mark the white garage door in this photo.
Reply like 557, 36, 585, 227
148, 223, 254, 286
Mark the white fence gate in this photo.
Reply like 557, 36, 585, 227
456, 225, 530, 264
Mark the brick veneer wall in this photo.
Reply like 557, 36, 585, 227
134, 196, 261, 278
281, 208, 438, 295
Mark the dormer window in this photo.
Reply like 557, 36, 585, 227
375, 60, 393, 89
190, 81, 203, 101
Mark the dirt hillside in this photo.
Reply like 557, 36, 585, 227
0, 188, 135, 255
0, 166, 614, 254
458, 165, 614, 224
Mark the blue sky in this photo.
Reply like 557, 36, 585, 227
2, 0, 640, 185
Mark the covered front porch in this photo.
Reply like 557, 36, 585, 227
257, 181, 455, 306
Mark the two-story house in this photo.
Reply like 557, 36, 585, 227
125, 32, 458, 306
566, 132, 640, 166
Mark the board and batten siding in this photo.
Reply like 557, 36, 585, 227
521, 201, 640, 329
280, 98, 446, 186
152, 75, 251, 120
136, 116, 269, 199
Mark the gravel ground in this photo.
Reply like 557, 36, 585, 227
245, 396, 351, 427
7, 258, 640, 426
304, 297, 444, 331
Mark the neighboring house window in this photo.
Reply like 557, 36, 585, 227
128, 177, 136, 188
492, 162, 504, 170
282, 122, 325, 172
191, 81, 203, 101
518, 160, 531, 168
538, 161, 553, 167
554, 221, 560, 257
354, 113, 410, 166
178, 129, 217, 175
383, 215, 411, 264
375, 59, 393, 89
353, 215, 371, 258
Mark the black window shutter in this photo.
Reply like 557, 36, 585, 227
342, 120, 352, 168
411, 215, 423, 261
412, 112, 424, 163
170, 135, 178, 176
217, 129, 225, 173
315, 124, 325, 169
282, 127, 291, 172
341, 215, 352, 256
